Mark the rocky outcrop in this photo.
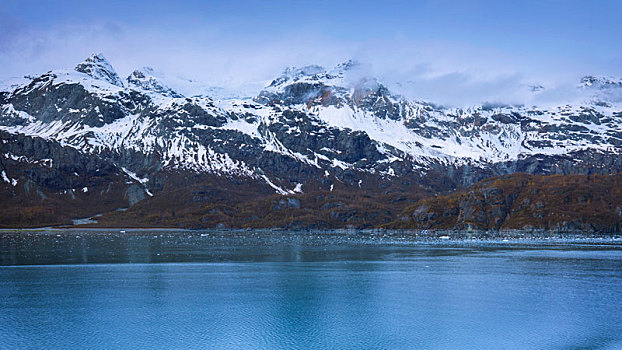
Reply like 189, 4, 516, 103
0, 131, 144, 227
392, 173, 622, 233
74, 53, 124, 87
127, 68, 183, 98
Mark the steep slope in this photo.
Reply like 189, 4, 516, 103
90, 170, 431, 229
0, 130, 144, 227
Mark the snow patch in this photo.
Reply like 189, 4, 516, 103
293, 183, 303, 193
1, 170, 17, 186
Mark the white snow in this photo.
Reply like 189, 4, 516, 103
121, 167, 153, 196
221, 119, 260, 138
260, 174, 290, 195
0, 76, 31, 92
122, 167, 149, 184
293, 183, 303, 193
1, 170, 17, 186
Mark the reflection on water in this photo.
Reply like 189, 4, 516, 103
2, 229, 620, 265
1, 230, 621, 349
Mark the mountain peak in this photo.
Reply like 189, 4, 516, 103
275, 60, 361, 83
334, 59, 360, 73
283, 65, 326, 77
267, 65, 327, 87
74, 53, 124, 87
267, 60, 363, 90
579, 75, 622, 90
127, 67, 183, 98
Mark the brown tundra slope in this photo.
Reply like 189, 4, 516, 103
89, 170, 431, 229
388, 173, 622, 233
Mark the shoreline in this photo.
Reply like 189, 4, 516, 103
1, 227, 621, 241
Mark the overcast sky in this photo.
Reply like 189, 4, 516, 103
1, 0, 621, 105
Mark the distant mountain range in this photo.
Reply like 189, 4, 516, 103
1, 53, 621, 232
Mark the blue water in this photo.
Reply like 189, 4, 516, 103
1, 230, 622, 349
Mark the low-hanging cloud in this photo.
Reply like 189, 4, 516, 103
0, 19, 618, 107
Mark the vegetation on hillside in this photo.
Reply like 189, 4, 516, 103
389, 173, 622, 232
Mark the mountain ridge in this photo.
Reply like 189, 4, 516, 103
1, 53, 622, 230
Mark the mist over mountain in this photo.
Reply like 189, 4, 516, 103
1, 53, 621, 230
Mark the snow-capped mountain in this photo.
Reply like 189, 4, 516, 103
1, 53, 622, 206
127, 67, 183, 98
578, 76, 622, 104
74, 53, 125, 87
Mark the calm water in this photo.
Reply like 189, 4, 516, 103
1, 230, 622, 349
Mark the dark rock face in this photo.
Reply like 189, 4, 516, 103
431, 150, 622, 190
1, 131, 117, 184
0, 131, 140, 227
350, 81, 407, 121
394, 173, 622, 233
273, 198, 301, 210
259, 82, 326, 105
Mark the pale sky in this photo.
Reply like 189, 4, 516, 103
1, 0, 621, 105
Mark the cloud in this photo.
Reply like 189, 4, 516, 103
0, 20, 617, 106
